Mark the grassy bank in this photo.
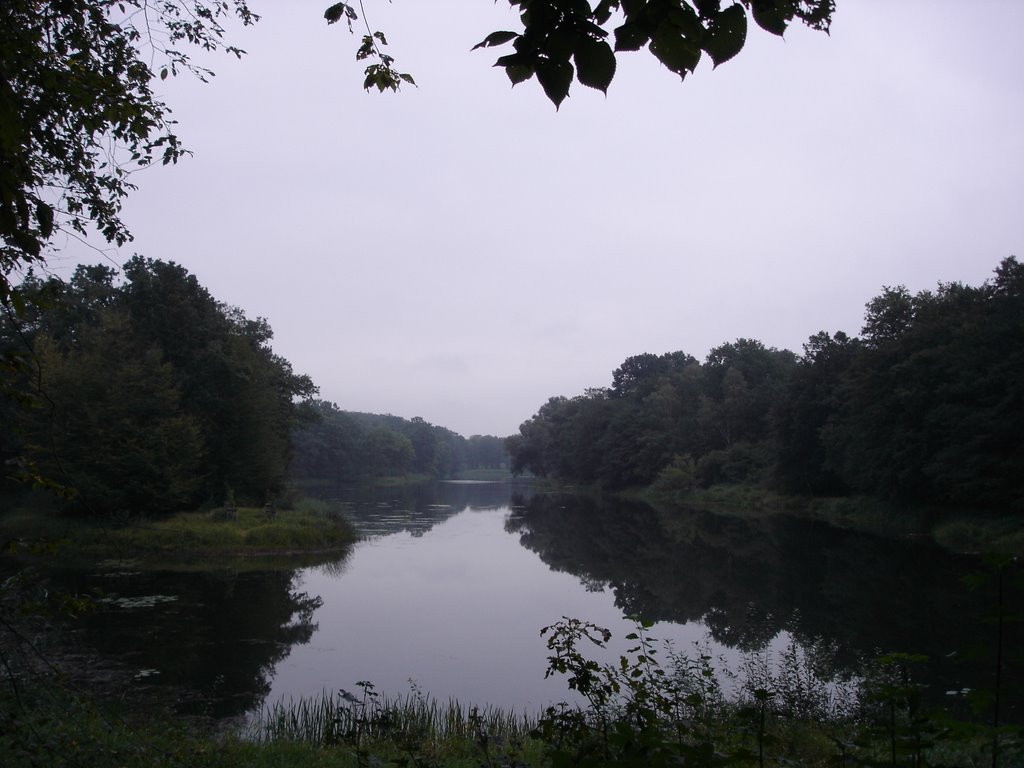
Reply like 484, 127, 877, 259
3, 644, 1018, 768
0, 498, 356, 566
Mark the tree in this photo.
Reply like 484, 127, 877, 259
361, 427, 415, 476
0, 1, 257, 307
330, 0, 835, 107
23, 310, 204, 515
4, 258, 316, 510
774, 330, 857, 495
118, 257, 316, 501
2, 1, 836, 303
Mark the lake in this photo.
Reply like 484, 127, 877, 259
40, 481, 1021, 724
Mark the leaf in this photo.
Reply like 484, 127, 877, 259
536, 58, 574, 107
506, 64, 534, 85
594, 0, 618, 25
751, 0, 788, 36
495, 53, 535, 86
668, 4, 704, 39
649, 24, 701, 78
613, 22, 649, 52
703, 4, 747, 67
694, 0, 722, 17
36, 201, 54, 239
323, 2, 350, 25
160, 68, 168, 80
573, 37, 616, 93
473, 31, 518, 50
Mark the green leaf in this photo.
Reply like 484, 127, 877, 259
694, 0, 722, 17
473, 31, 518, 50
536, 58, 573, 107
751, 0, 788, 36
573, 37, 616, 93
668, 4, 704, 39
495, 53, 535, 86
10, 288, 25, 316
649, 24, 701, 78
160, 67, 168, 80
506, 64, 534, 85
324, 2, 351, 25
36, 201, 54, 238
594, 0, 618, 25
613, 22, 649, 52
703, 4, 747, 67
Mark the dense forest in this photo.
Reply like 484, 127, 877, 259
506, 257, 1024, 511
288, 402, 509, 483
0, 260, 507, 517
1, 259, 316, 514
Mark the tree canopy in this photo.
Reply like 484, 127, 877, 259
507, 257, 1024, 512
328, 0, 835, 106
0, 1, 257, 307
1, 1, 838, 305
289, 402, 510, 483
1, 258, 315, 514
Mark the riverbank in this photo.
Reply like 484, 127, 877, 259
0, 499, 356, 566
2, 655, 1015, 768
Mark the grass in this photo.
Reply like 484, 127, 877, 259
0, 500, 356, 566
3, 624, 1020, 768
250, 689, 537, 746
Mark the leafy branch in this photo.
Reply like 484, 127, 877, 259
323, 2, 416, 92
1, 1, 259, 312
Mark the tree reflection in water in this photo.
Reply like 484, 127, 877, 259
47, 556, 348, 718
506, 492, 1021, 720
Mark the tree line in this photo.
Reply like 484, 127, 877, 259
506, 257, 1024, 512
1, 259, 315, 515
0, 259, 508, 517
288, 401, 509, 483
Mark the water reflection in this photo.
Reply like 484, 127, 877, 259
507, 492, 1021, 718
26, 483, 1020, 724
319, 480, 517, 538
45, 560, 343, 718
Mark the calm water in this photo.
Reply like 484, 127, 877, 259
38, 482, 1021, 722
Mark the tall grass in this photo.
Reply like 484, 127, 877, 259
0, 501, 355, 562
248, 689, 536, 746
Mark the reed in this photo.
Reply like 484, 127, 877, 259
248, 688, 537, 747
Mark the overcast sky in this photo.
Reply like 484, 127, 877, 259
54, 1, 1024, 437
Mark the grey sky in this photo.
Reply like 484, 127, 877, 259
54, 1, 1024, 437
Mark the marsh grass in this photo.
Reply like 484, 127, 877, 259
0, 501, 356, 564
250, 688, 536, 746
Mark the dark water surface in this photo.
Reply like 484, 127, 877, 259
38, 483, 1022, 722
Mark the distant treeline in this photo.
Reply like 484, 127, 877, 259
289, 402, 508, 483
0, 260, 508, 517
506, 257, 1023, 511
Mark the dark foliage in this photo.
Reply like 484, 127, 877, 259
508, 257, 1024, 511
1, 259, 314, 514
289, 402, 510, 482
